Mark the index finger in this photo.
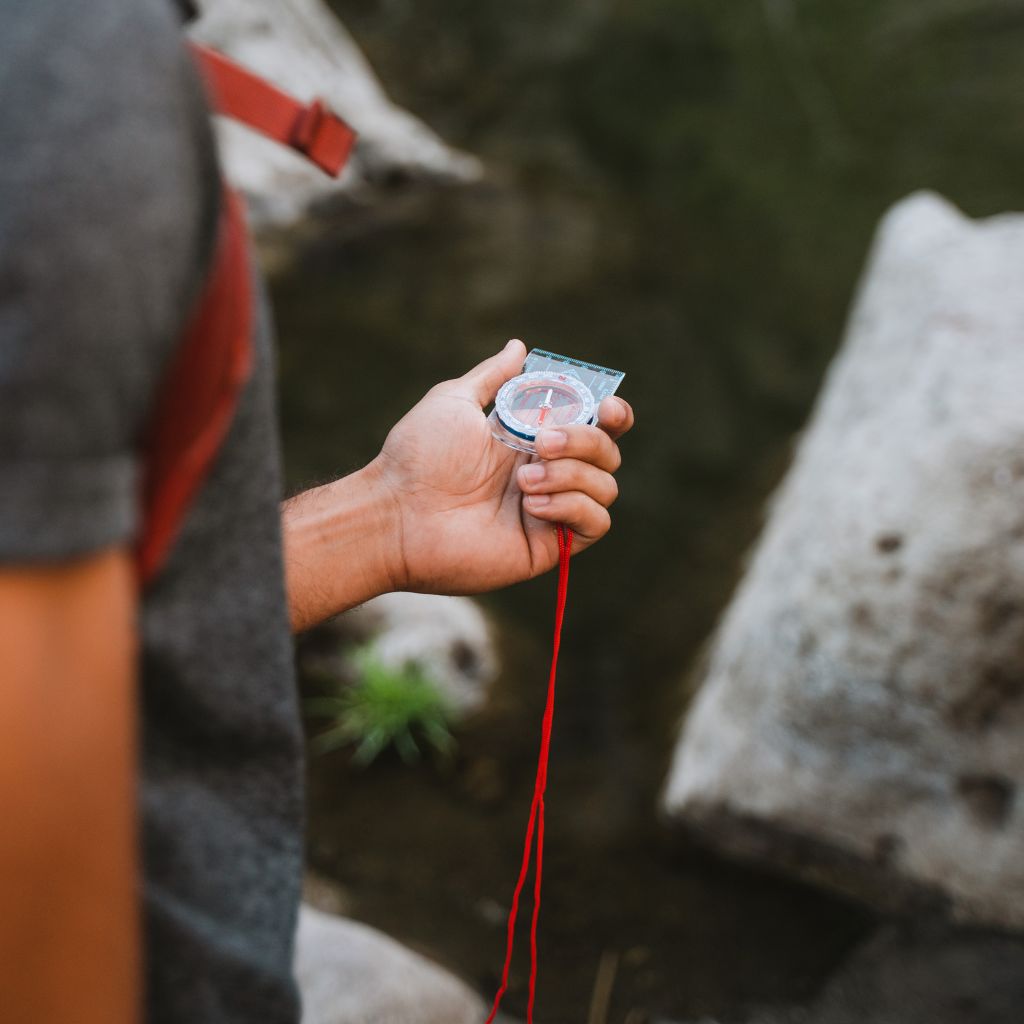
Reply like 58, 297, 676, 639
597, 396, 635, 442
536, 423, 621, 473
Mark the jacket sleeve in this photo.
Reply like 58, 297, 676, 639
0, 0, 219, 563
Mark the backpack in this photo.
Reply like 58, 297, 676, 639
136, 42, 355, 586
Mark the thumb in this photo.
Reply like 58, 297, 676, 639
451, 338, 527, 407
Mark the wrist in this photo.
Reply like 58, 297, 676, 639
353, 456, 408, 593
281, 461, 405, 631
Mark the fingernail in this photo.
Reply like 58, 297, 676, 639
600, 397, 624, 424
526, 493, 551, 508
505, 338, 521, 351
520, 464, 545, 485
538, 429, 566, 454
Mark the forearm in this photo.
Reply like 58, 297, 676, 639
281, 461, 400, 632
0, 549, 139, 1024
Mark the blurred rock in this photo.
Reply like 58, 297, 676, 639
687, 925, 1024, 1024
295, 904, 486, 1024
784, 924, 1024, 1024
302, 873, 353, 917
190, 0, 482, 230
303, 592, 499, 717
664, 191, 1024, 929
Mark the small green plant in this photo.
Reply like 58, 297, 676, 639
304, 646, 456, 765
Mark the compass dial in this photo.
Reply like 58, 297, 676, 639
492, 371, 597, 451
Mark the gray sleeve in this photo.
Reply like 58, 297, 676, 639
0, 0, 219, 563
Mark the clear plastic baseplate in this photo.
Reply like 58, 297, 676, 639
488, 348, 626, 454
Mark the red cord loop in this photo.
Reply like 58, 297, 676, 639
485, 524, 573, 1024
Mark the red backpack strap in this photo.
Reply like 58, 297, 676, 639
137, 46, 357, 587
136, 188, 253, 587
188, 42, 356, 178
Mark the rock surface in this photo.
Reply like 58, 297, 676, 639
677, 924, 1024, 1024
190, 0, 482, 229
348, 593, 498, 716
302, 592, 499, 717
779, 924, 1024, 1024
664, 191, 1024, 929
295, 904, 487, 1024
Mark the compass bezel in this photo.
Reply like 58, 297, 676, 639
494, 371, 597, 442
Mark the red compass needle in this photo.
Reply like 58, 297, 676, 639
536, 388, 554, 427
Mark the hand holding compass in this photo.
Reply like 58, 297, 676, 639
366, 339, 632, 595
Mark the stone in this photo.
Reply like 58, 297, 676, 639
302, 592, 499, 718
190, 0, 482, 229
302, 873, 353, 918
294, 904, 487, 1024
793, 924, 1024, 1024
664, 191, 1024, 929
687, 924, 1024, 1024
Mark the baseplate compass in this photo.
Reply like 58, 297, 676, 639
489, 349, 626, 453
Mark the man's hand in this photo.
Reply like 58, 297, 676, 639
370, 339, 633, 594
282, 339, 633, 630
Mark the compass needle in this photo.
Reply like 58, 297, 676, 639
537, 389, 555, 427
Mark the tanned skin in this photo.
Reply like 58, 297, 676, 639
0, 548, 139, 1024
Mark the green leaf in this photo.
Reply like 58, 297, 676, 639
305, 645, 460, 767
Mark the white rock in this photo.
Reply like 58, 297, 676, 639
190, 0, 482, 229
345, 592, 499, 717
295, 904, 486, 1024
664, 191, 1024, 929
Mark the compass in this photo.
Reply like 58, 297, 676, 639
492, 371, 596, 452
488, 349, 626, 454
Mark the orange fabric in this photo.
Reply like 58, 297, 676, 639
136, 188, 253, 587
188, 43, 355, 178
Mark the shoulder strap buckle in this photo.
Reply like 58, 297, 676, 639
289, 98, 354, 178
188, 42, 357, 179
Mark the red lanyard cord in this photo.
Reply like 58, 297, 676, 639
485, 523, 573, 1024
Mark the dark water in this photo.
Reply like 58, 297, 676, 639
271, 1, 1024, 1019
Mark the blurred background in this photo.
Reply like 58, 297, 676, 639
209, 1, 1024, 1020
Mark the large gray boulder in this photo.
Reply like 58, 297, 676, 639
295, 904, 486, 1024
190, 0, 482, 229
664, 192, 1024, 929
